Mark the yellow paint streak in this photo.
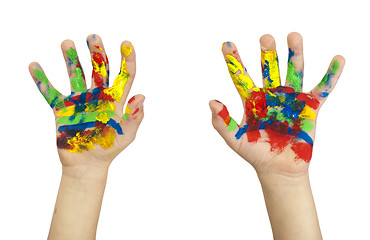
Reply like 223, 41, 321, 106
299, 105, 316, 120
261, 50, 280, 88
121, 45, 132, 57
57, 105, 75, 117
225, 55, 254, 99
57, 101, 115, 117
125, 105, 132, 115
104, 57, 130, 101
92, 58, 108, 78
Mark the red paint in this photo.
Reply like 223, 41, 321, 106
128, 96, 136, 103
233, 50, 237, 54
291, 142, 312, 163
296, 93, 319, 110
217, 105, 231, 125
132, 108, 139, 115
247, 131, 261, 143
266, 130, 293, 154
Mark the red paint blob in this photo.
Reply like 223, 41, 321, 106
291, 142, 313, 163
217, 105, 231, 125
296, 93, 320, 110
132, 108, 139, 115
247, 131, 261, 143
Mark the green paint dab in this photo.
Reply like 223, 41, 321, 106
227, 117, 238, 131
331, 60, 339, 74
287, 60, 302, 92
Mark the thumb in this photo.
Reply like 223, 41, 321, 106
209, 100, 240, 150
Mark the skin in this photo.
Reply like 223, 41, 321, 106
209, 32, 345, 240
29, 34, 144, 240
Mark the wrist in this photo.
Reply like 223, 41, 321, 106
62, 164, 109, 183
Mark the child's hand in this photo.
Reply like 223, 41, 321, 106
29, 34, 144, 170
210, 33, 345, 177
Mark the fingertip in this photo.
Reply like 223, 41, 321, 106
86, 33, 101, 43
333, 55, 346, 66
120, 41, 135, 59
209, 100, 224, 115
260, 34, 276, 51
61, 39, 75, 51
287, 32, 303, 50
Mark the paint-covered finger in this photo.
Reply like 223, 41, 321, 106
260, 34, 281, 88
104, 41, 136, 107
310, 55, 345, 107
209, 100, 240, 151
286, 32, 304, 92
222, 41, 255, 100
61, 40, 87, 93
87, 34, 109, 89
29, 62, 65, 110
121, 95, 145, 138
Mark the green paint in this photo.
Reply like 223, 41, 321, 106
57, 111, 116, 125
34, 69, 65, 109
66, 48, 86, 92
318, 73, 328, 89
263, 110, 293, 125
330, 60, 339, 74
301, 119, 314, 132
227, 117, 238, 131
287, 60, 302, 92
66, 48, 78, 64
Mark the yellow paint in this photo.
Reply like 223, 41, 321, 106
299, 105, 316, 120
121, 45, 132, 57
225, 55, 254, 99
67, 132, 96, 153
66, 127, 116, 153
261, 50, 280, 88
57, 105, 76, 117
93, 127, 116, 149
92, 58, 108, 78
104, 57, 130, 101
125, 105, 132, 115
96, 112, 110, 123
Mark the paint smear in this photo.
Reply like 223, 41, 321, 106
286, 48, 303, 92
261, 50, 280, 88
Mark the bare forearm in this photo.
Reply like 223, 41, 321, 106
48, 165, 109, 240
258, 173, 322, 240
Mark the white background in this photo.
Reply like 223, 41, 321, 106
1, 0, 369, 239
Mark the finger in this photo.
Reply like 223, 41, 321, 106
61, 40, 87, 93
104, 41, 136, 109
221, 41, 255, 100
209, 100, 240, 151
121, 94, 145, 139
260, 34, 281, 88
310, 55, 345, 107
286, 32, 304, 92
29, 62, 66, 111
87, 34, 109, 89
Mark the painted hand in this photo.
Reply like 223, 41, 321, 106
29, 34, 144, 165
210, 33, 345, 175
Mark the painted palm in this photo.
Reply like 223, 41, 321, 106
30, 35, 142, 155
211, 36, 344, 166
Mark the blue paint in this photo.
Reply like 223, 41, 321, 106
58, 122, 96, 132
226, 42, 231, 48
107, 119, 123, 135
